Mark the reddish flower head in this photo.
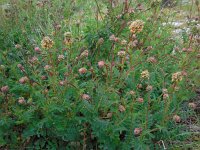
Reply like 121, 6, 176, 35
134, 128, 142, 136
1, 86, 9, 93
79, 68, 87, 74
98, 61, 105, 68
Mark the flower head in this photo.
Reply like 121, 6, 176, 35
58, 55, 65, 61
18, 97, 26, 104
82, 94, 90, 100
137, 98, 144, 103
117, 51, 126, 57
188, 103, 196, 109
172, 72, 183, 82
129, 20, 144, 34
141, 70, 150, 79
41, 36, 54, 49
173, 115, 181, 123
98, 61, 105, 68
19, 76, 29, 84
79, 68, 87, 74
1, 86, 9, 93
44, 65, 51, 71
134, 128, 142, 136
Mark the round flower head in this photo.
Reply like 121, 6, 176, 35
172, 72, 183, 82
58, 55, 65, 61
82, 94, 90, 100
98, 61, 105, 68
129, 20, 144, 34
173, 115, 181, 123
141, 70, 150, 79
44, 65, 51, 71
34, 47, 41, 53
117, 51, 126, 57
1, 86, 9, 93
41, 36, 54, 49
19, 76, 29, 84
121, 39, 127, 45
134, 128, 142, 136
18, 97, 26, 104
137, 98, 144, 103
188, 103, 196, 109
146, 85, 153, 91
79, 68, 87, 74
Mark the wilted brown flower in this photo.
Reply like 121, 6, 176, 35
41, 36, 54, 49
129, 20, 144, 34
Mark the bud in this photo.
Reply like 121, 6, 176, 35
82, 94, 90, 100
41, 75, 47, 80
137, 84, 142, 89
146, 85, 153, 91
147, 57, 157, 63
18, 97, 26, 104
162, 88, 168, 94
19, 76, 29, 84
44, 65, 51, 71
59, 80, 66, 86
129, 90, 135, 96
117, 51, 126, 57
121, 40, 127, 45
137, 98, 144, 103
109, 34, 116, 41
34, 47, 41, 53
147, 46, 153, 51
15, 44, 22, 49
119, 105, 126, 112
173, 115, 181, 123
97, 38, 104, 45
163, 93, 169, 100
17, 64, 25, 71
107, 112, 113, 118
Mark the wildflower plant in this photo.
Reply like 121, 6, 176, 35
0, 0, 199, 149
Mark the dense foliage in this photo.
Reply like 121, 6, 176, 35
0, 0, 199, 149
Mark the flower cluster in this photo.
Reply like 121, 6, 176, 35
129, 20, 144, 34
41, 36, 54, 49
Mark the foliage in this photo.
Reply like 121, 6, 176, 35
0, 0, 199, 149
